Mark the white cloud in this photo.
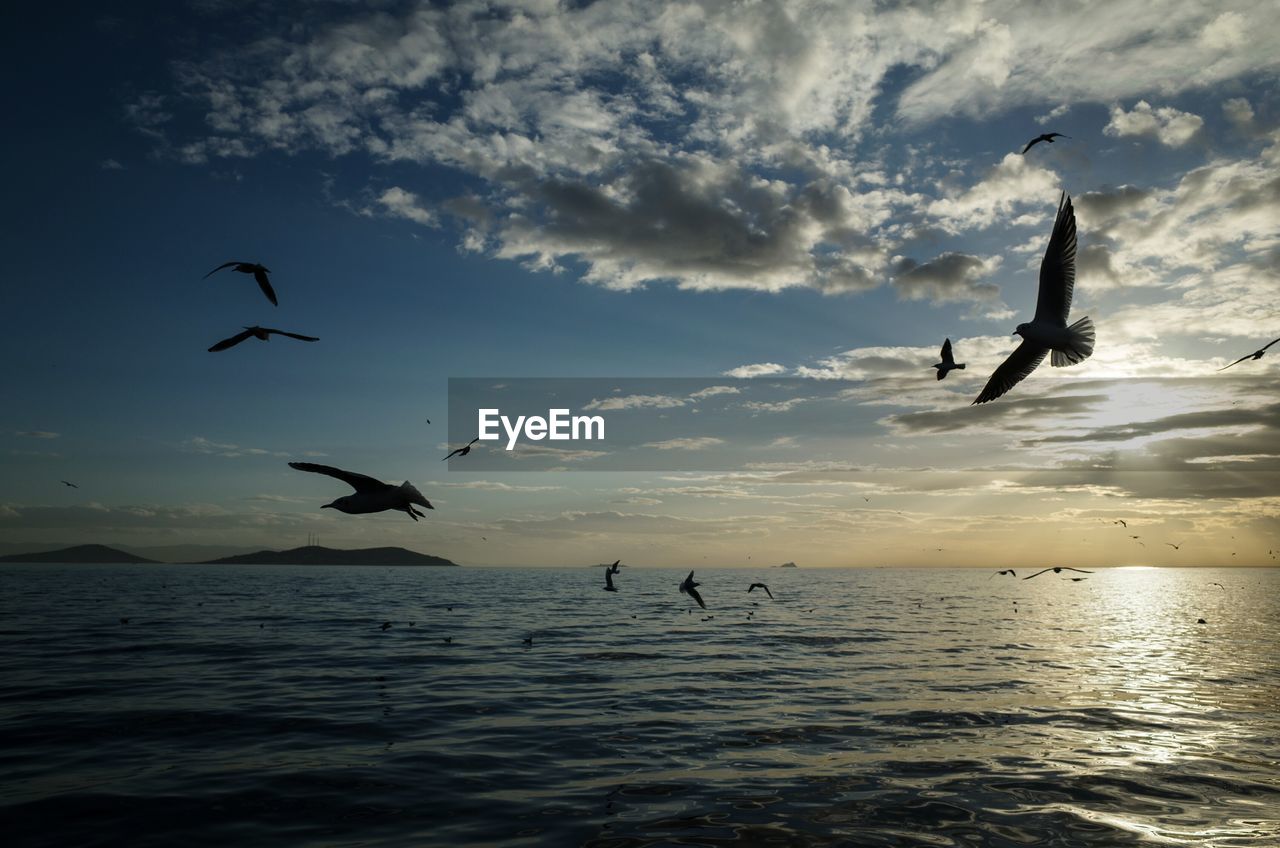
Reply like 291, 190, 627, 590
723, 362, 787, 378
1104, 100, 1204, 147
641, 437, 726, 450
375, 186, 438, 227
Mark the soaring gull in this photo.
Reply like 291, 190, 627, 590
203, 262, 278, 306
1021, 132, 1069, 154
1023, 566, 1093, 580
747, 582, 774, 599
973, 193, 1094, 405
208, 326, 319, 352
680, 571, 706, 610
442, 437, 481, 461
1217, 337, 1280, 371
933, 338, 965, 381
288, 462, 434, 520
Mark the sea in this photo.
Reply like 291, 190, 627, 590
1, 564, 1277, 847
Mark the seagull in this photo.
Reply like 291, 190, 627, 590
61, 480, 78, 488
1063, 577, 1088, 582
442, 437, 481, 461
1023, 566, 1094, 580
1165, 543, 1181, 550
1114, 519, 1128, 528
973, 193, 1094, 404
747, 582, 773, 599
604, 567, 618, 592
1021, 132, 1069, 154
208, 326, 319, 352
989, 569, 1017, 579
522, 634, 533, 646
680, 571, 706, 610
288, 462, 434, 520
203, 261, 278, 306
932, 338, 966, 381
1210, 582, 1225, 590
1217, 337, 1280, 371
379, 621, 392, 631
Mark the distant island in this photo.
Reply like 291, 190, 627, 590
776, 561, 798, 568
197, 545, 457, 566
0, 544, 158, 564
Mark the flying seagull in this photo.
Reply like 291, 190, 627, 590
933, 338, 966, 381
208, 326, 319, 352
973, 193, 1094, 404
989, 569, 1017, 579
442, 437, 481, 461
1021, 132, 1069, 154
1114, 519, 1127, 528
288, 461, 434, 520
203, 261, 278, 306
61, 480, 78, 488
680, 571, 706, 610
604, 567, 618, 592
608, 560, 621, 574
747, 582, 773, 599
1165, 543, 1181, 550
1217, 337, 1280, 371
1023, 566, 1094, 580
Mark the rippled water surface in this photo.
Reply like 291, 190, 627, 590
2, 565, 1277, 847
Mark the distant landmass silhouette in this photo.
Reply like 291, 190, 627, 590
0, 544, 158, 564
777, 561, 799, 568
197, 545, 457, 566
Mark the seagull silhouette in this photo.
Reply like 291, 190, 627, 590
208, 326, 318, 352
61, 480, 78, 488
989, 569, 1017, 579
1021, 132, 1069, 154
680, 571, 706, 610
604, 566, 618, 592
1023, 566, 1093, 580
609, 560, 621, 574
1217, 337, 1280, 371
747, 582, 773, 599
933, 338, 966, 381
973, 193, 1094, 404
203, 261, 278, 306
1114, 519, 1127, 528
1165, 542, 1181, 550
442, 437, 481, 461
288, 461, 434, 520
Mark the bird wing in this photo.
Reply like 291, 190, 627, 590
748, 583, 757, 592
763, 586, 773, 599
264, 329, 320, 342
442, 446, 465, 460
203, 261, 241, 279
1260, 337, 1280, 352
687, 585, 707, 609
253, 269, 279, 306
972, 340, 1049, 404
1021, 138, 1040, 154
1217, 353, 1255, 371
1022, 567, 1053, 580
208, 328, 256, 352
1061, 567, 1093, 573
1034, 192, 1077, 325
288, 461, 385, 493
941, 338, 954, 365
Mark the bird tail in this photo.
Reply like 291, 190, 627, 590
1052, 316, 1095, 367
956, 363, 965, 370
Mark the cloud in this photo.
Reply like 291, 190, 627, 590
724, 363, 787, 378
641, 437, 726, 450
183, 436, 288, 458
583, 393, 687, 411
1104, 100, 1204, 147
689, 385, 740, 400
375, 186, 438, 227
891, 252, 1000, 303
100, 158, 125, 170
14, 431, 59, 439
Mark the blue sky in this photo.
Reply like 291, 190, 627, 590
2, 1, 1278, 566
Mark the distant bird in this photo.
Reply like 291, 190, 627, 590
1063, 577, 1088, 582
119, 617, 129, 625
973, 193, 1094, 404
680, 571, 706, 610
443, 636, 452, 644
61, 480, 78, 488
747, 582, 773, 599
932, 338, 966, 381
208, 325, 319, 352
522, 634, 533, 646
1024, 566, 1093, 580
379, 621, 391, 631
604, 567, 618, 592
1217, 337, 1280, 371
288, 462, 434, 520
1165, 543, 1181, 550
203, 261, 278, 306
990, 569, 1017, 579
609, 560, 621, 574
1129, 535, 1141, 540
1021, 132, 1069, 154
1114, 519, 1128, 528
442, 437, 481, 461
1197, 618, 1206, 624
1210, 582, 1225, 590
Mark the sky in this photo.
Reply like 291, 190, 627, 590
1, 0, 1278, 566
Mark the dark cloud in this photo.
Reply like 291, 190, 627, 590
890, 252, 998, 303
1022, 402, 1280, 446
885, 394, 1108, 435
